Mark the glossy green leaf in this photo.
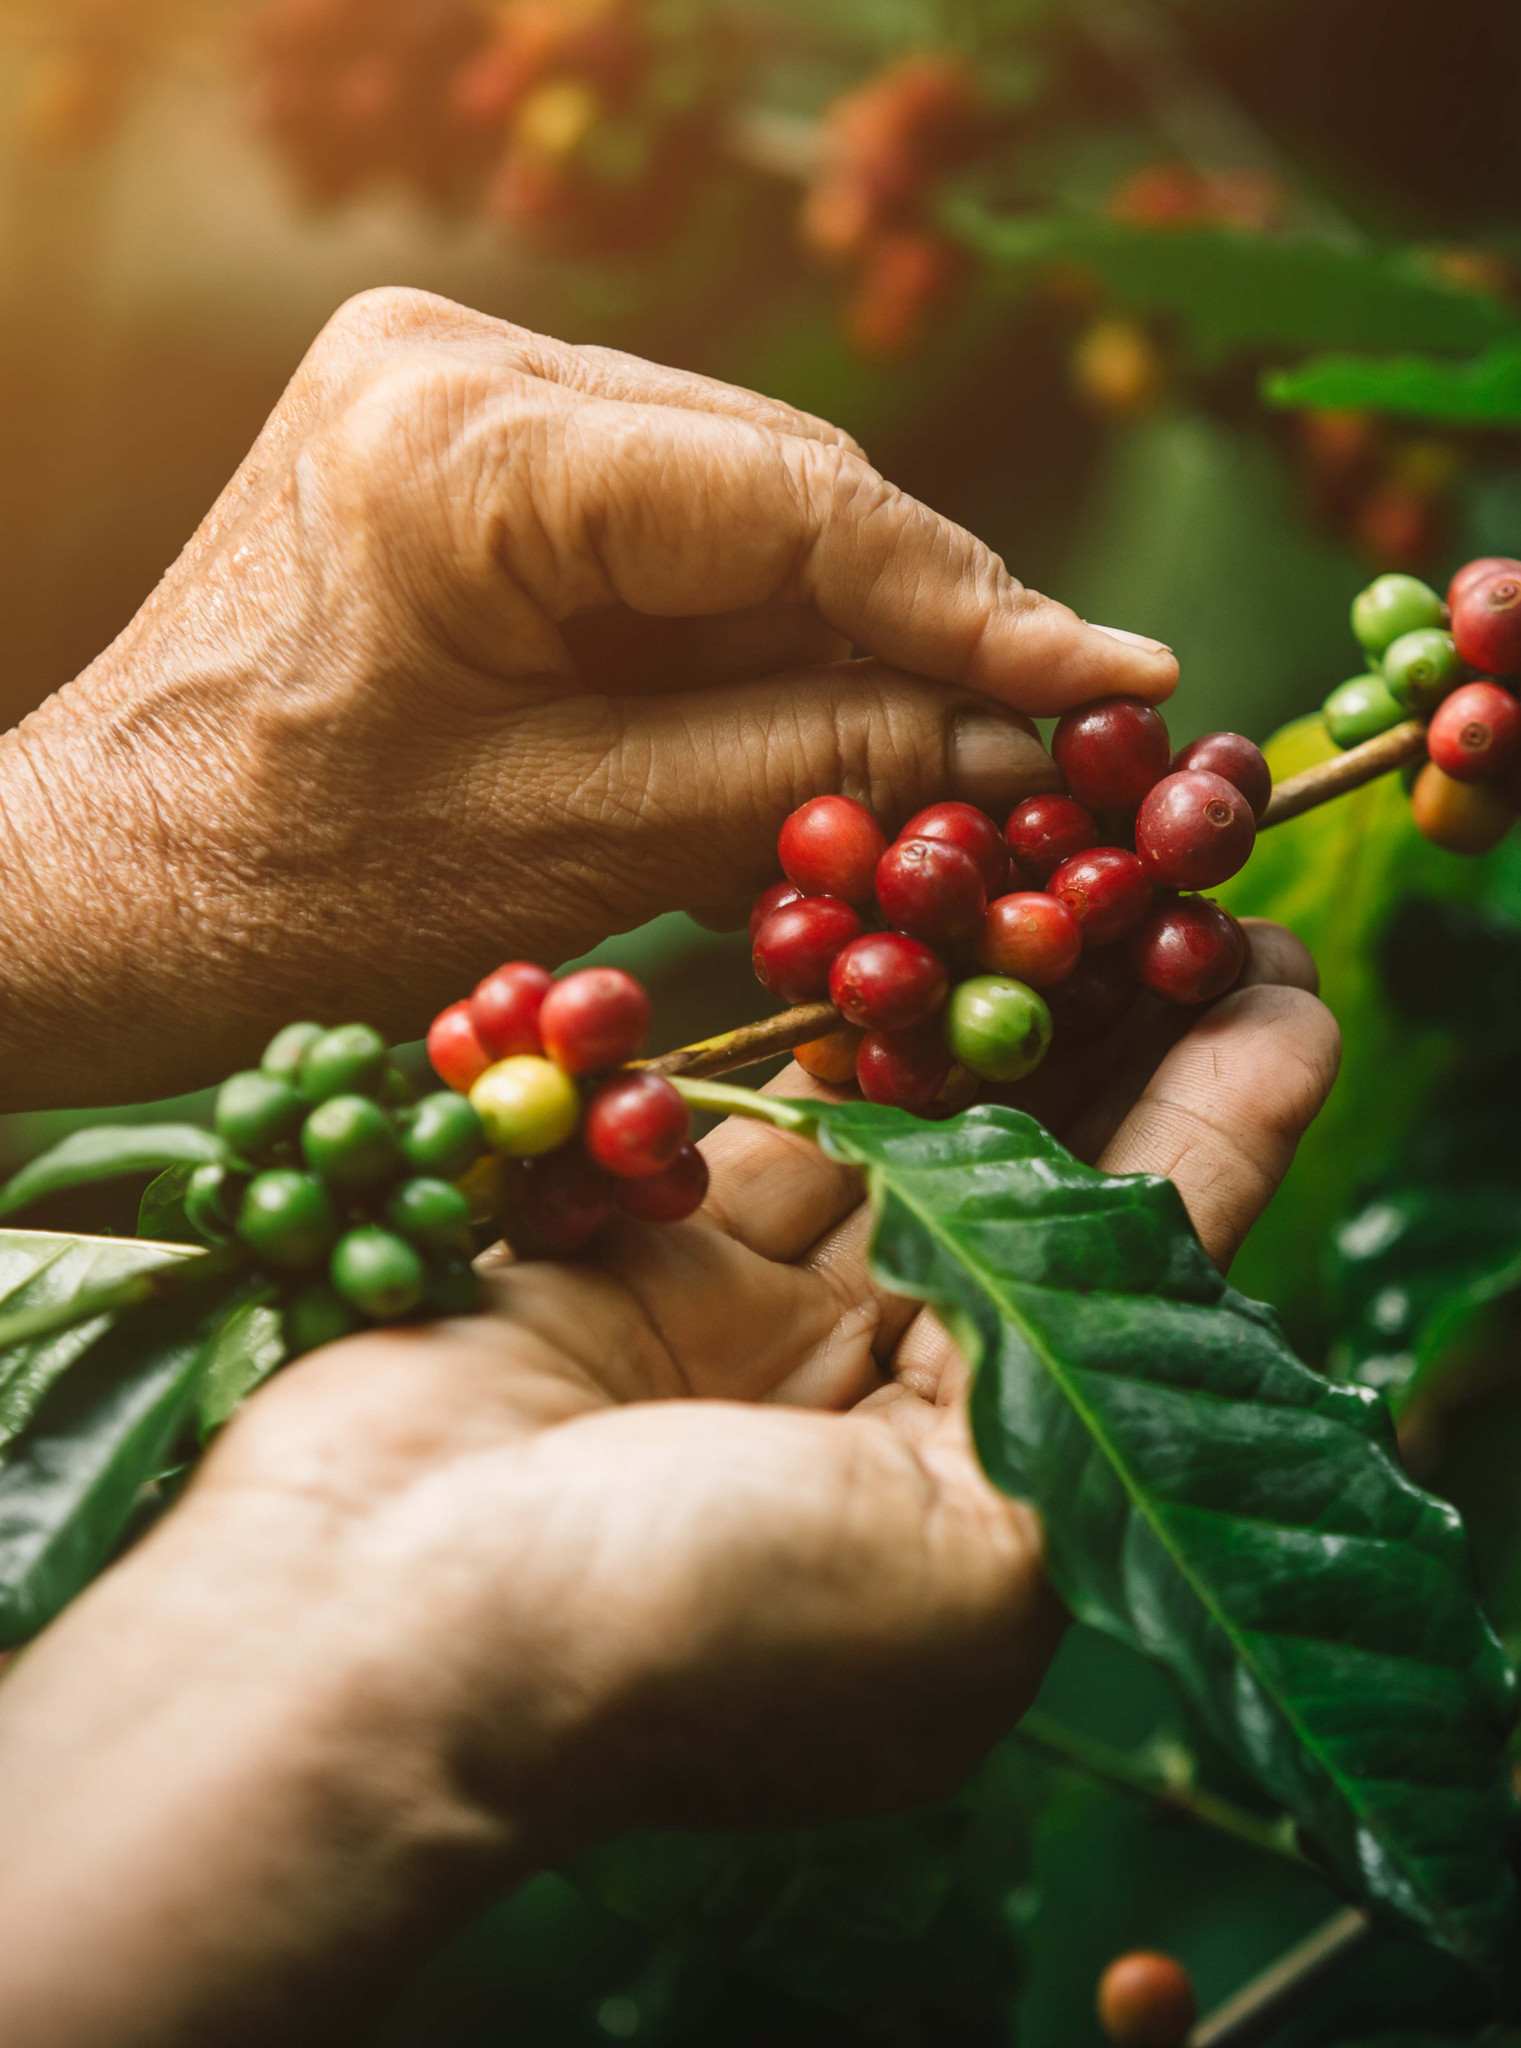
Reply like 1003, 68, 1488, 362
196, 1297, 287, 1439
0, 1285, 233, 1646
1265, 340, 1521, 427
803, 1098, 1518, 1972
946, 205, 1517, 356
138, 1164, 201, 1246
0, 1126, 228, 1220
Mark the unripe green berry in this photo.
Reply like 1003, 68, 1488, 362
943, 974, 1052, 1083
1323, 673, 1405, 749
215, 1070, 304, 1161
237, 1170, 337, 1270
185, 1161, 238, 1243
1352, 573, 1444, 660
301, 1094, 403, 1192
331, 1227, 426, 1321
1382, 627, 1464, 714
284, 1282, 363, 1356
261, 1022, 324, 1085
299, 1024, 390, 1104
469, 1056, 582, 1158
400, 1092, 486, 1180
385, 1177, 474, 1256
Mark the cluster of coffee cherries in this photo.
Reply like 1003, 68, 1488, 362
748, 704, 1269, 1113
1323, 556, 1521, 854
427, 961, 708, 1256
203, 1023, 489, 1353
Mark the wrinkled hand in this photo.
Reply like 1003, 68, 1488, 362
0, 925, 1337, 2048
0, 288, 1172, 1106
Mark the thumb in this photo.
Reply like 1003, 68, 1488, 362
483, 659, 1063, 947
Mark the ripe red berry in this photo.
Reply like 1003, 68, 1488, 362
899, 801, 1008, 897
1449, 556, 1520, 609
829, 932, 948, 1032
427, 1002, 491, 1093
976, 892, 1082, 988
856, 1025, 953, 1111
778, 795, 888, 903
507, 1149, 613, 1257
1005, 793, 1100, 882
1170, 732, 1272, 821
875, 837, 986, 943
1096, 1950, 1196, 2048
469, 961, 553, 1060
752, 896, 863, 1002
1052, 696, 1171, 810
1047, 847, 1154, 945
539, 968, 651, 1075
1135, 771, 1255, 890
749, 880, 803, 942
1044, 947, 1137, 1044
1427, 681, 1521, 783
615, 1143, 709, 1223
1451, 567, 1521, 678
1130, 898, 1246, 1005
583, 1072, 690, 1180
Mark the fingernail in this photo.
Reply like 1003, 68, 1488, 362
1088, 622, 1173, 655
950, 709, 1060, 808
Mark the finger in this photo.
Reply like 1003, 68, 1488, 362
700, 1063, 865, 1264
1095, 982, 1342, 1271
559, 601, 850, 695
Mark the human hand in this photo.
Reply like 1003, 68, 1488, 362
0, 288, 1172, 1106
0, 924, 1335, 2048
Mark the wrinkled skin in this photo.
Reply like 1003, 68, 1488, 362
0, 925, 1338, 2048
0, 288, 1172, 1107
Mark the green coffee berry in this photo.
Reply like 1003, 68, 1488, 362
1382, 627, 1464, 714
299, 1023, 390, 1104
214, 1070, 304, 1161
385, 1177, 474, 1256
236, 1170, 338, 1270
943, 974, 1052, 1083
184, 1162, 238, 1243
331, 1227, 426, 1321
1352, 573, 1445, 660
1323, 673, 1405, 750
283, 1282, 363, 1356
301, 1094, 402, 1191
399, 1092, 486, 1181
261, 1022, 325, 1085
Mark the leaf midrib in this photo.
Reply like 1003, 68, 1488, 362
856, 1140, 1471, 1948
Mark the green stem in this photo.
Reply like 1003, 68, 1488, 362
0, 1243, 247, 1354
1014, 1710, 1303, 1865
669, 1077, 819, 1136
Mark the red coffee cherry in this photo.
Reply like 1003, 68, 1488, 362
427, 1001, 492, 1094
1427, 681, 1521, 783
539, 968, 652, 1074
1130, 898, 1247, 1005
856, 1025, 953, 1111
1005, 793, 1100, 882
1451, 567, 1521, 677
584, 1073, 690, 1180
875, 837, 986, 943
778, 795, 888, 903
829, 932, 949, 1032
1135, 771, 1256, 890
976, 892, 1082, 988
899, 800, 1009, 897
615, 1143, 709, 1222
507, 1149, 613, 1256
1052, 696, 1171, 810
1047, 847, 1154, 945
1096, 1950, 1197, 2048
1449, 555, 1521, 610
469, 961, 553, 1060
752, 896, 864, 1002
749, 880, 803, 942
1170, 731, 1272, 821
1044, 946, 1137, 1044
